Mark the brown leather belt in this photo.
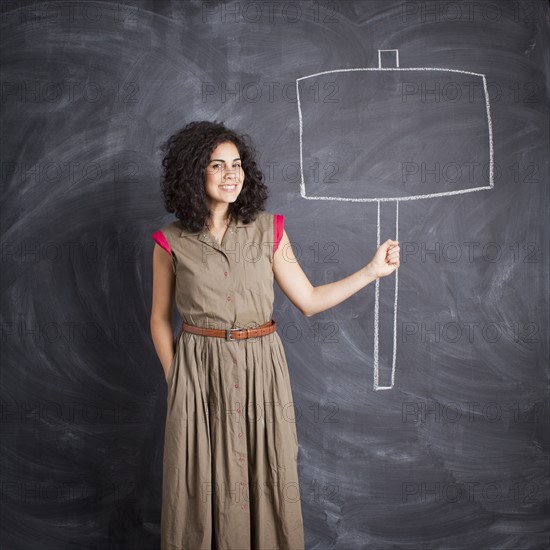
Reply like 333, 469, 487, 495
181, 319, 276, 341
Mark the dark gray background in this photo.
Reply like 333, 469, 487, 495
1, 1, 548, 549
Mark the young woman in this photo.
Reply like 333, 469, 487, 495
150, 120, 400, 550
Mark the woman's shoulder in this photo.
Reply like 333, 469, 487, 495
258, 210, 285, 229
151, 219, 188, 251
247, 210, 285, 234
249, 211, 285, 252
156, 219, 183, 238
252, 210, 284, 224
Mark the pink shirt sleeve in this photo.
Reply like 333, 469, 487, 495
151, 230, 171, 256
274, 214, 284, 254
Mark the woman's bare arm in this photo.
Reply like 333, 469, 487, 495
273, 229, 400, 318
150, 244, 176, 379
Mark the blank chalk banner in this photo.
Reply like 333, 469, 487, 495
296, 49, 494, 389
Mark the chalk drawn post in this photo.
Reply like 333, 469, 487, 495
296, 48, 494, 390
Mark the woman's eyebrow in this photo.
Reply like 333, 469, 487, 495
210, 158, 241, 162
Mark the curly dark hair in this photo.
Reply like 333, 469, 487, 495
159, 120, 269, 232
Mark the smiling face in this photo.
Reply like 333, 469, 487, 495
204, 141, 245, 213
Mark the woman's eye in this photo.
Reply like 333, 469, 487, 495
208, 163, 241, 172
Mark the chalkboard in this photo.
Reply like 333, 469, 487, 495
1, 1, 548, 549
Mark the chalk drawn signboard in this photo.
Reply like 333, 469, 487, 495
296, 49, 494, 389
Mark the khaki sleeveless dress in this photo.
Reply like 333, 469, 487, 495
152, 210, 305, 550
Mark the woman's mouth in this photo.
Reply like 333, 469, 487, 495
219, 185, 237, 192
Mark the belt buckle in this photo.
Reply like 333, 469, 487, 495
226, 327, 241, 341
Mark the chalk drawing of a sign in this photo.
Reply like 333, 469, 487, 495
296, 49, 494, 390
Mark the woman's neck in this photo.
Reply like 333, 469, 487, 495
207, 208, 231, 230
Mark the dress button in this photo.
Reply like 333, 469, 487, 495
235, 383, 239, 388
236, 408, 240, 413
238, 432, 243, 438
224, 271, 228, 277
227, 295, 231, 301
